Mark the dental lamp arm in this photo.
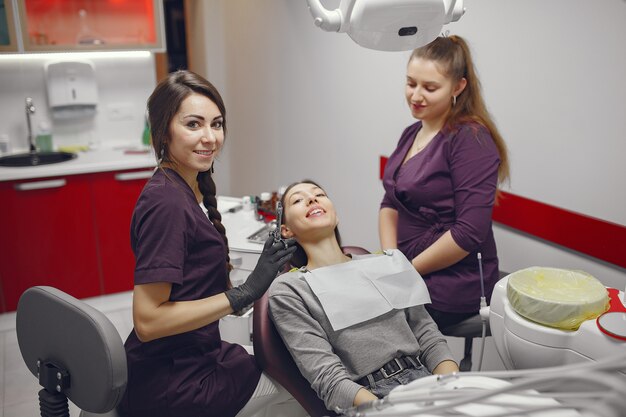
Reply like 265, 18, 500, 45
306, 0, 466, 51
305, 0, 465, 34
305, 0, 343, 31
443, 0, 466, 23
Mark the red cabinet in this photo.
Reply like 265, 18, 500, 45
91, 169, 152, 294
0, 175, 100, 312
0, 168, 152, 312
16, 0, 165, 52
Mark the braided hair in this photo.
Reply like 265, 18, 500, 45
198, 170, 234, 279
147, 70, 232, 285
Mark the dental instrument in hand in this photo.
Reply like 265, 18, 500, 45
270, 202, 289, 249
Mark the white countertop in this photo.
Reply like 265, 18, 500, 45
0, 148, 157, 182
218, 196, 266, 254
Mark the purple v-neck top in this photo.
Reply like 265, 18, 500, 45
119, 168, 260, 417
381, 121, 501, 313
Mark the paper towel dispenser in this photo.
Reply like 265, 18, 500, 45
45, 61, 98, 120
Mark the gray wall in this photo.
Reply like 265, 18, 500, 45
199, 0, 626, 287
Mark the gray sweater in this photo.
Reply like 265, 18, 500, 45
268, 259, 455, 411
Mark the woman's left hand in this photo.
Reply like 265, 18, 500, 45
225, 236, 297, 311
353, 388, 379, 407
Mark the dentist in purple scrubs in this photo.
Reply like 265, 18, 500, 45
379, 36, 510, 330
118, 70, 296, 417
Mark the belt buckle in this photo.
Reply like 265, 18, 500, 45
380, 358, 404, 378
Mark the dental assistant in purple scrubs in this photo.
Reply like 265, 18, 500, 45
118, 70, 296, 417
379, 36, 510, 330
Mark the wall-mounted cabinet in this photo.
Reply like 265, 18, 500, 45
1, 0, 165, 53
0, 0, 18, 52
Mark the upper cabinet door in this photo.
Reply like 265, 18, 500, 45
0, 0, 19, 52
17, 0, 165, 52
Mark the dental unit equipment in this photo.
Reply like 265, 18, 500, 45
475, 252, 488, 371
489, 268, 626, 371
335, 352, 626, 417
596, 287, 626, 341
334, 267, 626, 416
305, 0, 466, 51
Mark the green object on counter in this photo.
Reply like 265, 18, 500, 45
36, 122, 53, 152
36, 134, 53, 152
142, 119, 151, 147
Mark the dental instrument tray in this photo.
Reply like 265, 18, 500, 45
247, 222, 277, 244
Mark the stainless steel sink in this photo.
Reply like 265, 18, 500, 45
0, 151, 77, 167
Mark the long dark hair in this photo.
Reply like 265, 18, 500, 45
147, 70, 233, 283
410, 35, 510, 186
279, 180, 342, 268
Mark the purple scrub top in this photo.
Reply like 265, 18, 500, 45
119, 168, 261, 417
381, 121, 501, 313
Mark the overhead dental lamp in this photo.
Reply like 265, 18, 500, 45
305, 0, 466, 51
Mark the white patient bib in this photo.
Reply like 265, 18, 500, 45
304, 249, 431, 330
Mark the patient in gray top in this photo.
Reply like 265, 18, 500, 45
268, 180, 458, 412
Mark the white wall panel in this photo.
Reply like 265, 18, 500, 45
0, 54, 156, 152
201, 0, 625, 284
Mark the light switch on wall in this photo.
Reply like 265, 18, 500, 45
107, 103, 134, 121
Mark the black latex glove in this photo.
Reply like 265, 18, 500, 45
225, 236, 297, 312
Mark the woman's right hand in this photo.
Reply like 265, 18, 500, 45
225, 236, 296, 311
353, 388, 378, 407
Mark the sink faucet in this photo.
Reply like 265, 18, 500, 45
25, 97, 36, 153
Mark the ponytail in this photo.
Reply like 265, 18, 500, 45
410, 35, 510, 186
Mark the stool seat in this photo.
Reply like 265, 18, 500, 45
440, 315, 490, 372
440, 314, 491, 338
437, 270, 508, 371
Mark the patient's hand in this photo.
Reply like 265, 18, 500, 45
353, 387, 378, 406
433, 359, 459, 374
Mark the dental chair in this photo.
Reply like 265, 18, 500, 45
16, 286, 127, 417
252, 246, 370, 417
253, 291, 336, 417
438, 270, 508, 371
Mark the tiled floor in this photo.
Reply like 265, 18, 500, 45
0, 291, 134, 417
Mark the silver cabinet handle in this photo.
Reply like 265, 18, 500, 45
14, 179, 67, 191
115, 170, 154, 181
231, 254, 243, 267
